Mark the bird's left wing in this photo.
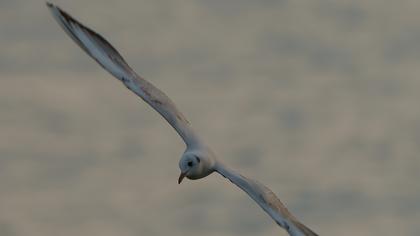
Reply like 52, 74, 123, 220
46, 3, 203, 148
215, 163, 318, 236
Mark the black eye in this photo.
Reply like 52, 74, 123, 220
187, 161, 193, 167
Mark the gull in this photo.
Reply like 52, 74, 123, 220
46, 3, 318, 236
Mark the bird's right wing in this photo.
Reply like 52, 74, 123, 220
46, 3, 203, 148
215, 163, 318, 236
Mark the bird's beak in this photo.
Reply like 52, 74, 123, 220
178, 171, 187, 184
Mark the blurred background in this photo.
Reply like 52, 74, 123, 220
1, 0, 420, 235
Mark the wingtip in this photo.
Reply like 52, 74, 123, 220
46, 2, 62, 12
45, 2, 62, 21
46, 2, 59, 12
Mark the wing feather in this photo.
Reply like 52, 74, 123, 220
47, 3, 202, 147
215, 163, 318, 236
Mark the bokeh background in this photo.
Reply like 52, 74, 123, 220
1, 0, 420, 235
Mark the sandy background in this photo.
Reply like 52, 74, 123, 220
1, 1, 420, 235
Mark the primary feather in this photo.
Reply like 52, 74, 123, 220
216, 163, 318, 236
47, 3, 318, 235
47, 2, 203, 148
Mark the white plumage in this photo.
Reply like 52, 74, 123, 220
47, 3, 318, 236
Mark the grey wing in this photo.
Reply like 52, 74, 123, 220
47, 3, 202, 148
215, 163, 318, 236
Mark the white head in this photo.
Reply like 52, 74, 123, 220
178, 149, 216, 184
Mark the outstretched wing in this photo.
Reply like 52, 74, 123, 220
215, 163, 318, 236
46, 2, 203, 148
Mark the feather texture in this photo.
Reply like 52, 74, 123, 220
215, 163, 318, 236
47, 2, 203, 148
47, 3, 318, 235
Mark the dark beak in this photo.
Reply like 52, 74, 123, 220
178, 172, 187, 184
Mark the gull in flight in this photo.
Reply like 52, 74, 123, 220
46, 3, 318, 236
